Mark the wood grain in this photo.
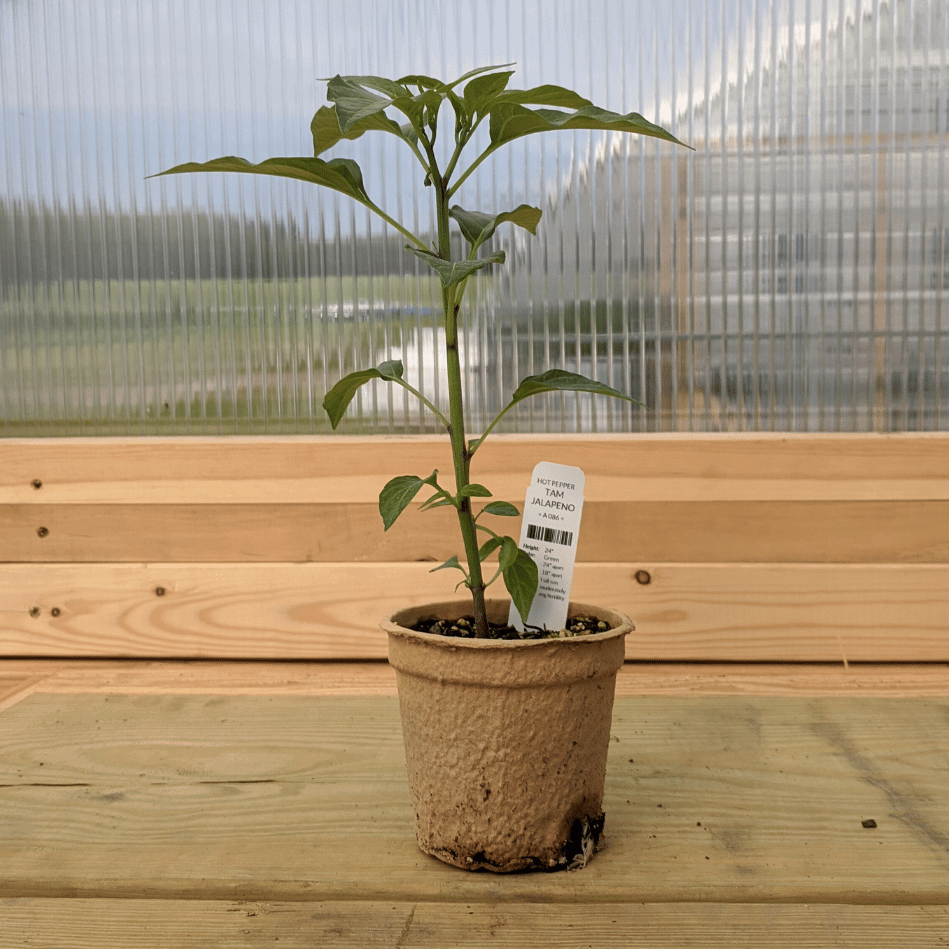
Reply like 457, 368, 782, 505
4, 433, 948, 504
0, 674, 31, 700
4, 433, 947, 661
2, 562, 947, 661
2, 694, 949, 905
3, 660, 949, 709
5, 498, 948, 563
2, 899, 949, 948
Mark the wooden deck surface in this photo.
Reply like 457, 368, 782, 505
2, 661, 949, 946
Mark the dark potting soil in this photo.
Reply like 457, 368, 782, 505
410, 613, 614, 640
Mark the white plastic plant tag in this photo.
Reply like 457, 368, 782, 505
509, 461, 585, 632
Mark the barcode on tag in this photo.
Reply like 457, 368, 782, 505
526, 524, 574, 546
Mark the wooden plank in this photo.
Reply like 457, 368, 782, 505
2, 562, 947, 661
0, 674, 35, 700
4, 433, 948, 504
0, 661, 401, 703
0, 674, 47, 714
615, 664, 949, 697
2, 899, 949, 948
2, 695, 949, 904
2, 660, 949, 707
5, 498, 948, 563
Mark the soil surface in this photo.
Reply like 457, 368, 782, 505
410, 613, 615, 640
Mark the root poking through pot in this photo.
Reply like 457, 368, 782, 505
563, 812, 606, 870
411, 613, 614, 640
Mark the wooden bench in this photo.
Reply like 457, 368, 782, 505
2, 433, 949, 946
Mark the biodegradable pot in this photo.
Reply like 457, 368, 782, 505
384, 599, 633, 873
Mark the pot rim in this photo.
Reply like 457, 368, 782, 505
383, 598, 633, 652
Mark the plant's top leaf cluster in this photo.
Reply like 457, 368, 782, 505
320, 66, 686, 151
153, 64, 689, 275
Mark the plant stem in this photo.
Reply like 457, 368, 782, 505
392, 377, 450, 430
434, 173, 489, 637
365, 204, 429, 252
448, 141, 501, 199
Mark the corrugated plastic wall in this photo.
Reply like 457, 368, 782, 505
1, 0, 946, 435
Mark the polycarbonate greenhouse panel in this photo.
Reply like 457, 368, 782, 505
1, 0, 946, 435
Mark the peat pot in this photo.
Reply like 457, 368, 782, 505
384, 599, 633, 873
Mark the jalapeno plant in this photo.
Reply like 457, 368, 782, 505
154, 65, 687, 637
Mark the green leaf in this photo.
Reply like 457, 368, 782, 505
449, 204, 542, 249
489, 102, 690, 150
327, 75, 405, 133
379, 471, 439, 531
310, 104, 408, 156
398, 64, 514, 96
376, 359, 405, 380
447, 88, 470, 132
478, 536, 504, 561
482, 500, 520, 517
503, 548, 539, 624
444, 63, 516, 90
509, 368, 639, 407
498, 536, 519, 570
493, 83, 593, 110
327, 75, 425, 135
334, 73, 410, 99
460, 483, 492, 498
322, 360, 404, 428
403, 89, 445, 125
150, 155, 375, 207
329, 74, 445, 134
419, 495, 455, 511
395, 72, 447, 91
399, 121, 420, 146
430, 555, 466, 575
463, 70, 515, 115
405, 245, 505, 289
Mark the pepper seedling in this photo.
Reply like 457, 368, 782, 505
153, 65, 688, 637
